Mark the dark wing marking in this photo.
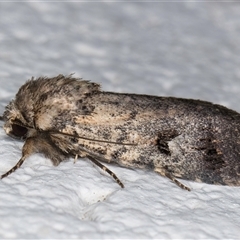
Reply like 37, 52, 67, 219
157, 129, 179, 156
197, 137, 225, 171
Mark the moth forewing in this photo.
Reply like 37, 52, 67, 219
1, 74, 240, 191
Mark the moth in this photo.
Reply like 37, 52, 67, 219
1, 74, 240, 191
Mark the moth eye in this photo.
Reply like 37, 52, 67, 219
11, 124, 28, 138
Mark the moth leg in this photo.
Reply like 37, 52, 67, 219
1, 155, 27, 179
74, 154, 78, 164
87, 155, 124, 188
164, 172, 191, 191
154, 167, 191, 191
1, 138, 36, 179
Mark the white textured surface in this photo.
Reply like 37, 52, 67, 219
0, 2, 240, 239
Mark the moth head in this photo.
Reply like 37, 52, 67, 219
2, 100, 31, 140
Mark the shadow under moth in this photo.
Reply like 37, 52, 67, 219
1, 74, 240, 191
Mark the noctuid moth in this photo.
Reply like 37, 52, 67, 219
1, 74, 240, 191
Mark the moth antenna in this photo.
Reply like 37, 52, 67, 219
1, 155, 27, 179
50, 131, 137, 146
87, 155, 124, 188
